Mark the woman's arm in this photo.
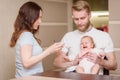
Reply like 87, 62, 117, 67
21, 43, 63, 69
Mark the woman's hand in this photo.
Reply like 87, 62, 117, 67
46, 42, 64, 54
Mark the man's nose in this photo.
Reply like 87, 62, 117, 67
78, 19, 82, 24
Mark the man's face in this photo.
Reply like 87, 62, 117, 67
72, 9, 91, 32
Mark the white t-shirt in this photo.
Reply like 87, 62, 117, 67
61, 26, 114, 74
15, 32, 43, 78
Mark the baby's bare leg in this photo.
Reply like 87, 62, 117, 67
91, 64, 100, 74
76, 66, 84, 73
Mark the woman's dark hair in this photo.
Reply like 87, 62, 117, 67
10, 1, 42, 47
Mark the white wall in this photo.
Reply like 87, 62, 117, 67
32, 0, 73, 47
0, 0, 29, 80
109, 0, 120, 48
109, 0, 120, 75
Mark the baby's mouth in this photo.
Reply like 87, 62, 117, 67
83, 46, 87, 49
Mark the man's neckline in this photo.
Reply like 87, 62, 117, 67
77, 25, 93, 34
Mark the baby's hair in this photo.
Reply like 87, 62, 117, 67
81, 35, 95, 48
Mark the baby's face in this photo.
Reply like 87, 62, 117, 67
80, 37, 94, 49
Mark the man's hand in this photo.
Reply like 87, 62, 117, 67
86, 52, 103, 64
71, 54, 82, 66
63, 55, 71, 62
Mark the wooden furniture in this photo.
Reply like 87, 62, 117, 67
11, 76, 71, 80
34, 71, 120, 80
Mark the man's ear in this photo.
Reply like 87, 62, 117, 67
88, 12, 91, 19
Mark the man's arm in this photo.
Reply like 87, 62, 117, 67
54, 52, 73, 68
87, 51, 117, 70
99, 52, 117, 70
53, 52, 79, 68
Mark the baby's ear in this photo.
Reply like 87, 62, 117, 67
92, 43, 95, 48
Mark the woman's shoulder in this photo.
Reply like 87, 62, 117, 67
18, 32, 33, 41
21, 31, 33, 36
17, 32, 34, 45
19, 31, 33, 38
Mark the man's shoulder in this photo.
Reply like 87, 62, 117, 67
64, 30, 78, 36
91, 27, 109, 36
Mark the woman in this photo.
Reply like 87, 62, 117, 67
10, 1, 63, 78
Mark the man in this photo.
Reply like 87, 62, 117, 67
54, 0, 117, 74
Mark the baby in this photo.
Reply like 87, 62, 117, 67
75, 36, 104, 74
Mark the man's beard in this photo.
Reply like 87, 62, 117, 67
77, 21, 90, 32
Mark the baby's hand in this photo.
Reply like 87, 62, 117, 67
78, 49, 89, 58
98, 52, 105, 59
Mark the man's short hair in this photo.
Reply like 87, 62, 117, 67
72, 0, 91, 13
